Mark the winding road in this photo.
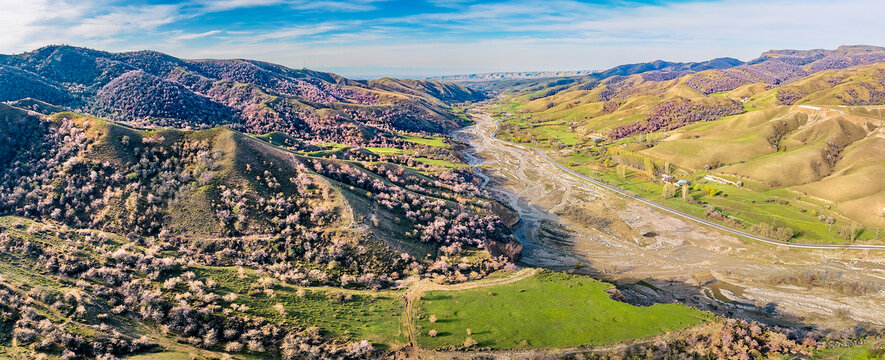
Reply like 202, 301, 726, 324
486, 114, 885, 251
451, 106, 885, 328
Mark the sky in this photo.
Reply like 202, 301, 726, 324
1, 0, 884, 78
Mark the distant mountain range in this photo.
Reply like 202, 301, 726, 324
0, 45, 486, 145
424, 58, 745, 86
425, 70, 599, 82
452, 46, 885, 93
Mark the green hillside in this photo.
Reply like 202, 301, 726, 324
495, 59, 885, 244
415, 271, 709, 349
0, 100, 531, 358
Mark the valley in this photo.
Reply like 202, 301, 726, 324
456, 103, 885, 334
1, 44, 884, 359
491, 46, 885, 246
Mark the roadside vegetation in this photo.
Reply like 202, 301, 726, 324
489, 47, 885, 244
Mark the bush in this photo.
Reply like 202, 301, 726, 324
463, 337, 477, 347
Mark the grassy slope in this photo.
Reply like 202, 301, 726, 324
0, 217, 144, 357
0, 215, 408, 352
65, 112, 348, 236
186, 266, 408, 349
414, 271, 710, 349
0, 216, 720, 356
809, 342, 885, 360
495, 62, 885, 243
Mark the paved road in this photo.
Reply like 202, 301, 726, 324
486, 116, 885, 251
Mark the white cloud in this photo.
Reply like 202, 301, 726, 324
289, 1, 380, 12
195, 0, 285, 12
425, 0, 474, 8
248, 25, 342, 41
194, 0, 384, 12
69, 4, 181, 39
171, 30, 223, 41
0, 0, 91, 51
0, 0, 183, 52
1, 0, 884, 76
302, 0, 885, 75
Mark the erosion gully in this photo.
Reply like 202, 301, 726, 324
451, 104, 885, 332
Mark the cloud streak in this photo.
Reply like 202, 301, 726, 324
0, 0, 883, 76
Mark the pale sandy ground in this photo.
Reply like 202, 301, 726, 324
452, 107, 885, 331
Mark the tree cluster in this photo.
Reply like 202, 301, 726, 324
567, 319, 824, 360
0, 226, 379, 359
609, 97, 744, 139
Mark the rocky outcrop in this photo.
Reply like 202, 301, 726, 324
488, 200, 520, 227
484, 235, 523, 262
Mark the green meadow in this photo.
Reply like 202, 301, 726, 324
414, 271, 710, 349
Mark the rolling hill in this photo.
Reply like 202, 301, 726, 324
493, 46, 885, 243
0, 95, 528, 358
0, 46, 537, 359
0, 45, 486, 145
0, 43, 874, 359
0, 100, 734, 360
0, 101, 520, 264
460, 56, 745, 93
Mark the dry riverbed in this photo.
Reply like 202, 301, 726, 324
454, 106, 885, 332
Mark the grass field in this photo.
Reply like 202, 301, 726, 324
564, 158, 882, 244
363, 147, 467, 168
450, 106, 474, 125
809, 342, 885, 360
414, 271, 710, 349
188, 266, 408, 349
364, 146, 413, 155
498, 109, 882, 244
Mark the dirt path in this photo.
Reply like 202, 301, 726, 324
402, 268, 539, 351
454, 104, 885, 330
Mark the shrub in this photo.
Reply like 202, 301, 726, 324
225, 341, 243, 352
463, 337, 477, 347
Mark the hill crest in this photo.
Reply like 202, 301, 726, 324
0, 45, 487, 145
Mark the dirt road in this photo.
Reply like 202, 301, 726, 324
399, 269, 540, 359
452, 106, 885, 330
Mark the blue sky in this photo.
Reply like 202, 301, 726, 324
1, 0, 884, 77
